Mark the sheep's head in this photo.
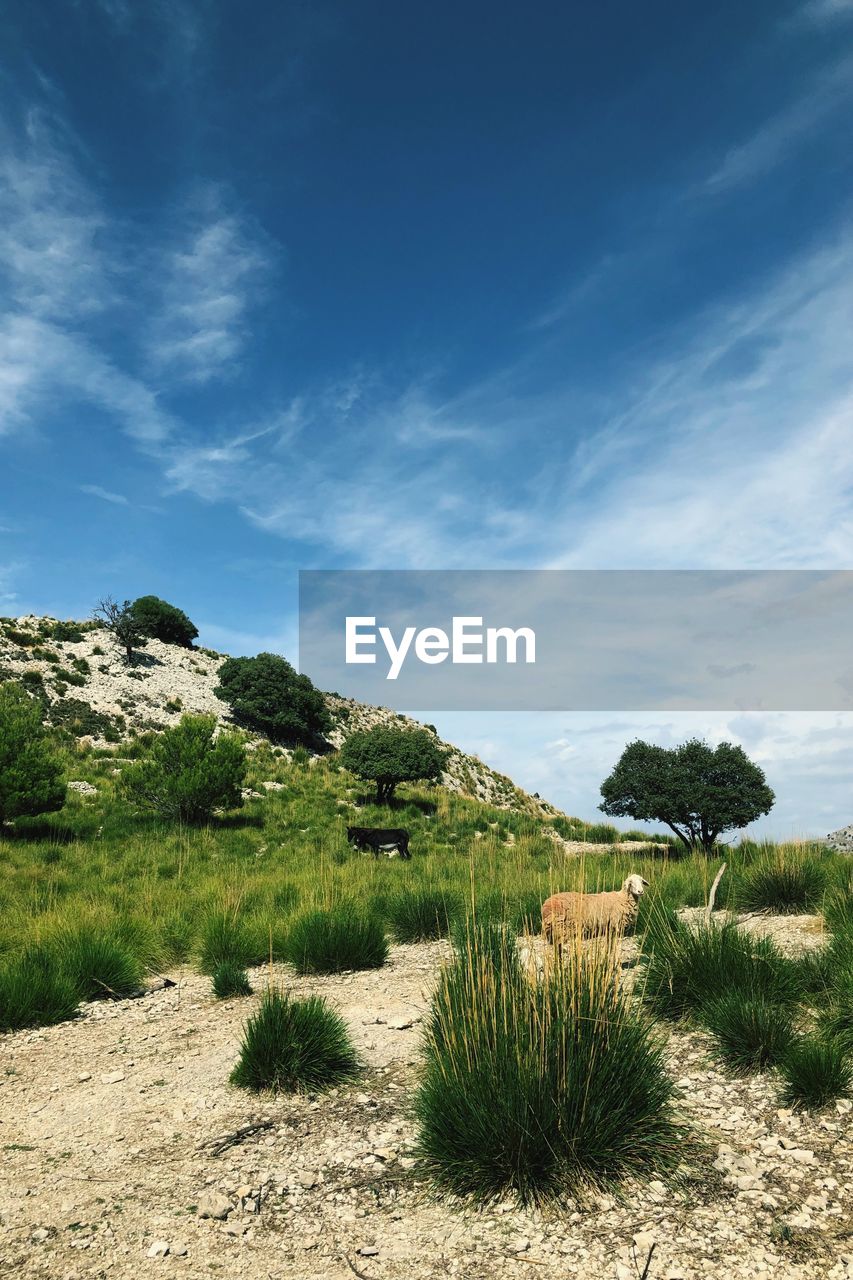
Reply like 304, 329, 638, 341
624, 873, 649, 900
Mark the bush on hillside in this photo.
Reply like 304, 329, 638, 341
600, 738, 775, 853
215, 653, 331, 745
416, 925, 687, 1204
339, 725, 446, 804
231, 989, 361, 1092
0, 681, 66, 823
119, 714, 246, 824
130, 595, 198, 647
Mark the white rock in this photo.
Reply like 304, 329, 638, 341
170, 1242, 188, 1257
146, 1241, 169, 1258
100, 1071, 125, 1085
196, 1190, 232, 1220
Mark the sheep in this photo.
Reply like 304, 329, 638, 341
541, 874, 649, 942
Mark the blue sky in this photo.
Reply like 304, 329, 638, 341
2, 1, 853, 834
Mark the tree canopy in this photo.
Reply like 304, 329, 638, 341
130, 595, 198, 647
339, 725, 446, 804
599, 737, 775, 852
119, 714, 246, 824
215, 652, 331, 745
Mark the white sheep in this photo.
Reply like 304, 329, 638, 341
541, 873, 649, 942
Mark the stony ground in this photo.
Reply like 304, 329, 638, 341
1, 919, 851, 1280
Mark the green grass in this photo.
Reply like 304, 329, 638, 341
0, 947, 79, 1031
640, 911, 803, 1021
779, 1035, 853, 1110
701, 993, 796, 1074
230, 989, 361, 1092
212, 962, 253, 999
284, 905, 388, 974
55, 927, 144, 1000
734, 852, 827, 915
415, 926, 689, 1204
386, 888, 459, 942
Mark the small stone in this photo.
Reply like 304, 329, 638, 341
390, 1017, 416, 1031
146, 1241, 169, 1258
170, 1242, 188, 1258
298, 1170, 318, 1189
788, 1149, 815, 1164
633, 1231, 655, 1252
100, 1071, 125, 1085
77, 1072, 92, 1083
358, 1246, 379, 1257
512, 1238, 530, 1254
196, 1190, 232, 1220
31, 1228, 49, 1243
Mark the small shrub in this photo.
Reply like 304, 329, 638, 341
230, 990, 361, 1091
641, 913, 802, 1021
387, 888, 459, 942
120, 715, 246, 824
55, 667, 87, 688
49, 697, 124, 741
416, 928, 688, 1204
285, 906, 388, 974
49, 621, 85, 643
0, 948, 79, 1031
30, 647, 60, 663
57, 929, 144, 1000
0, 682, 66, 823
779, 1035, 853, 1110
701, 993, 795, 1074
212, 962, 253, 999
164, 696, 183, 713
735, 854, 827, 914
71, 657, 90, 675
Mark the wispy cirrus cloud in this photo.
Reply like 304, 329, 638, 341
145, 201, 274, 385
80, 483, 129, 505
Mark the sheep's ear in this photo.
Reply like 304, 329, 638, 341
642, 878, 650, 886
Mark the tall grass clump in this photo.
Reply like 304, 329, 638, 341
735, 852, 827, 915
56, 928, 144, 1000
641, 911, 802, 1021
230, 989, 360, 1092
199, 910, 259, 975
212, 962, 253, 999
285, 905, 388, 974
415, 928, 688, 1204
701, 993, 795, 1074
0, 947, 79, 1031
387, 888, 459, 942
779, 1035, 853, 1110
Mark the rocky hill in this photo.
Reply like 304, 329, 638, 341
0, 614, 548, 816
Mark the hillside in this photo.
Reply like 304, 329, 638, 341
0, 614, 544, 815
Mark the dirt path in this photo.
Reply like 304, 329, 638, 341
1, 926, 851, 1280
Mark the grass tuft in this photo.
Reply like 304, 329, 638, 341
0, 947, 79, 1031
56, 928, 144, 1000
779, 1035, 853, 1111
386, 888, 459, 942
212, 962, 253, 999
735, 853, 827, 915
701, 993, 795, 1074
285, 905, 388, 974
415, 926, 688, 1204
230, 989, 361, 1091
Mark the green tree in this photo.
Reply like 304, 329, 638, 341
215, 653, 331, 745
92, 596, 148, 664
339, 725, 446, 804
0, 682, 66, 823
130, 595, 198, 647
119, 714, 246, 824
599, 737, 774, 853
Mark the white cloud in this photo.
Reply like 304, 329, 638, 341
146, 203, 273, 384
80, 484, 129, 505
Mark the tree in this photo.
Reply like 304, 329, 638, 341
339, 725, 446, 804
130, 595, 198, 647
0, 682, 66, 823
215, 653, 331, 745
119, 714, 246, 824
92, 596, 148, 664
599, 737, 775, 853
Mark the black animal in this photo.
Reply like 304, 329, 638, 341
346, 826, 411, 860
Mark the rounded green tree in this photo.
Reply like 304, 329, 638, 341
0, 682, 66, 823
339, 725, 446, 804
215, 652, 331, 745
130, 595, 198, 647
599, 737, 774, 853
119, 714, 246, 824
